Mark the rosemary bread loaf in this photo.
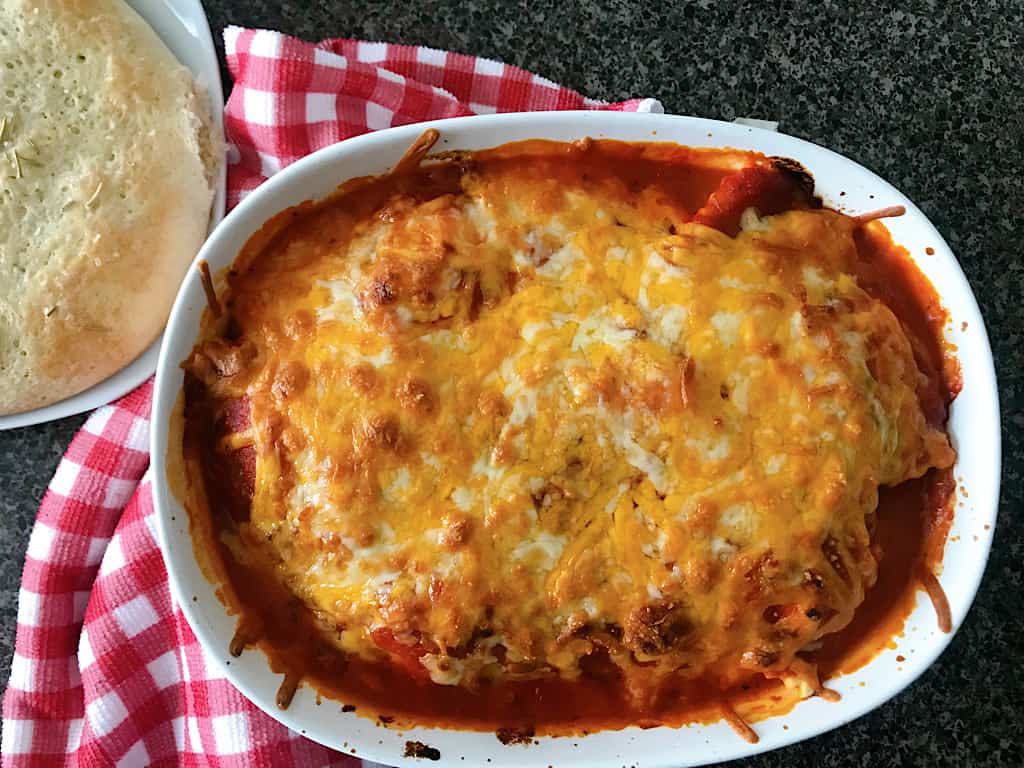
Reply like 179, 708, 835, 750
0, 0, 219, 415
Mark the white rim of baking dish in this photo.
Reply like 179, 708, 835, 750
0, 0, 226, 431
152, 111, 1000, 768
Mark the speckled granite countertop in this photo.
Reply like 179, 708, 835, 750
2, 1, 1021, 765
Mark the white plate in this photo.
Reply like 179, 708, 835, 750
152, 112, 1001, 768
0, 0, 226, 431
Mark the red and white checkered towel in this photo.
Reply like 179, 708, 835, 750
1, 28, 660, 767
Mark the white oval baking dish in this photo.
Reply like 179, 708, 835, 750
151, 111, 1000, 768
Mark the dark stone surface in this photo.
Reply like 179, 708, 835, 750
1, 0, 1021, 765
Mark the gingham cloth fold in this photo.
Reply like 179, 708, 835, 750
1, 28, 660, 767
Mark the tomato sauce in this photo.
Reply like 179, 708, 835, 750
180, 140, 960, 737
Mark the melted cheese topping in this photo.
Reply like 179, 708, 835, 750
189, 144, 953, 701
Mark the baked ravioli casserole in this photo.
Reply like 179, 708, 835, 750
180, 135, 959, 738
